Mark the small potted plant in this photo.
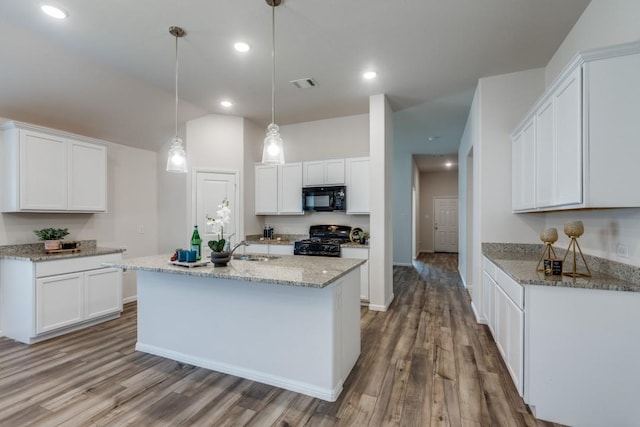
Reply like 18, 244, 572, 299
34, 228, 70, 251
206, 198, 232, 266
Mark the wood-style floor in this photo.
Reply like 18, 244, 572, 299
0, 254, 563, 426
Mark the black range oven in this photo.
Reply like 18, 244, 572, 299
294, 225, 352, 257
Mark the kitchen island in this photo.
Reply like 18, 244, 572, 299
103, 253, 364, 401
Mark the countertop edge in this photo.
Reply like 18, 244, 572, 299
0, 247, 126, 262
103, 256, 365, 289
483, 248, 640, 293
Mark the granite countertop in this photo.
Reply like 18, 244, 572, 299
245, 234, 369, 248
103, 253, 365, 289
340, 242, 369, 248
245, 235, 303, 245
0, 240, 125, 262
483, 243, 640, 293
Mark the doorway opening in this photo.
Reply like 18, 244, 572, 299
413, 154, 459, 256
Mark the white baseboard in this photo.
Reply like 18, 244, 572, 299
135, 342, 342, 402
123, 295, 138, 304
393, 262, 413, 267
368, 293, 394, 312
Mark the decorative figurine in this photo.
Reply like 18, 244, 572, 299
537, 228, 559, 273
562, 220, 591, 277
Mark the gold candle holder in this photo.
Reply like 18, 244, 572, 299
561, 221, 591, 278
537, 228, 559, 272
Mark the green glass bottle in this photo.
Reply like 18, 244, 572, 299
190, 225, 202, 260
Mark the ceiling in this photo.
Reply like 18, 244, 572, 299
0, 0, 590, 152
414, 154, 458, 173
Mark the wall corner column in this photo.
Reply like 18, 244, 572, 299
368, 94, 394, 311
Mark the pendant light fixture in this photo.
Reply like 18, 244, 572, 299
166, 26, 188, 173
262, 0, 285, 164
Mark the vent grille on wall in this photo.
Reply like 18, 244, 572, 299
289, 78, 319, 89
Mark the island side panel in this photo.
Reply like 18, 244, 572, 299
135, 269, 361, 401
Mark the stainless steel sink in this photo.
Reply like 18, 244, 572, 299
232, 254, 280, 262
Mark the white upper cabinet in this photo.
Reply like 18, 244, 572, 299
512, 119, 535, 211
68, 139, 107, 211
534, 97, 554, 208
255, 163, 303, 215
19, 129, 68, 210
1, 122, 107, 213
584, 49, 640, 207
255, 165, 279, 214
511, 41, 640, 212
303, 159, 345, 187
303, 161, 324, 187
278, 163, 303, 214
346, 157, 370, 214
553, 67, 582, 207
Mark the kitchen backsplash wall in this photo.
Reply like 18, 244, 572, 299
543, 209, 640, 267
263, 213, 370, 237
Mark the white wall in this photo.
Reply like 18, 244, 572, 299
412, 159, 420, 259
157, 127, 188, 254
541, 0, 640, 266
262, 114, 371, 234
0, 135, 159, 302
458, 69, 546, 309
458, 88, 479, 291
393, 91, 473, 266
369, 94, 394, 311
418, 170, 458, 253
477, 70, 546, 244
545, 0, 640, 85
157, 114, 261, 253
243, 119, 265, 237
278, 115, 369, 162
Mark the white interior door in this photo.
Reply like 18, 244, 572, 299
194, 170, 238, 252
434, 197, 458, 253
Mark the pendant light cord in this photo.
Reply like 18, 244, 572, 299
174, 32, 179, 138
271, 1, 276, 125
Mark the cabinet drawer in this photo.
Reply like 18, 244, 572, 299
341, 247, 369, 260
36, 253, 122, 278
483, 257, 497, 280
496, 268, 524, 310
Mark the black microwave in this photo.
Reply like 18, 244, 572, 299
302, 186, 346, 212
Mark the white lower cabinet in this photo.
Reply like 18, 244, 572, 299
341, 246, 369, 302
267, 244, 294, 255
85, 268, 123, 320
36, 272, 84, 334
481, 257, 524, 396
1, 253, 122, 344
244, 243, 293, 256
481, 269, 496, 336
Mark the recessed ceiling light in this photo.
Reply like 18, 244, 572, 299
220, 100, 233, 108
41, 4, 68, 19
234, 42, 251, 53
363, 71, 377, 80
428, 136, 441, 142
445, 162, 453, 168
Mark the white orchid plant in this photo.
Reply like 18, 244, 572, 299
206, 198, 231, 252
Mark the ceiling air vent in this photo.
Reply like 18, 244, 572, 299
290, 77, 319, 89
